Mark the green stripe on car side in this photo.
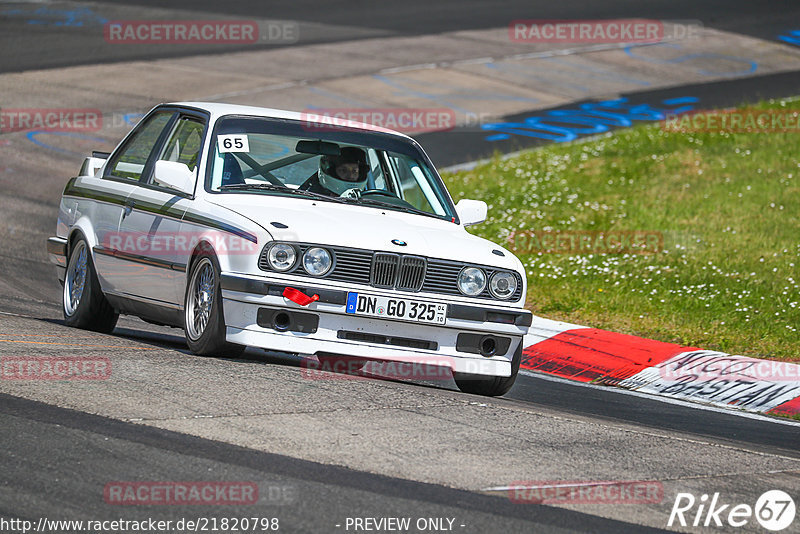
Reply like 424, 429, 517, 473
93, 246, 186, 272
64, 181, 258, 243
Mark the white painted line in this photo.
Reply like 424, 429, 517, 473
0, 309, 40, 319
451, 57, 495, 66
378, 40, 685, 77
519, 370, 800, 427
379, 63, 438, 74
483, 480, 656, 492
384, 41, 688, 76
503, 37, 713, 62
202, 81, 304, 101
506, 42, 635, 60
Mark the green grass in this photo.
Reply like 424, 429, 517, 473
772, 412, 800, 422
442, 99, 800, 361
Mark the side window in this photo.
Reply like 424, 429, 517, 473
386, 154, 442, 215
106, 112, 173, 182
156, 117, 205, 174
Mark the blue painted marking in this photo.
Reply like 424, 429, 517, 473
481, 96, 699, 143
623, 43, 757, 77
1, 6, 108, 27
26, 131, 109, 157
661, 96, 700, 106
777, 30, 800, 46
481, 118, 579, 143
123, 113, 144, 126
346, 292, 358, 313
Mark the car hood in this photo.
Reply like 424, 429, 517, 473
207, 195, 520, 270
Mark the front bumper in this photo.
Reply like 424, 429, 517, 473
221, 273, 531, 377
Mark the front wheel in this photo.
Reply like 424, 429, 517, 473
63, 236, 118, 333
454, 344, 522, 397
184, 252, 244, 357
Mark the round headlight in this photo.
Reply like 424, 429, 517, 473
458, 267, 487, 296
268, 243, 296, 271
489, 272, 517, 299
303, 247, 332, 276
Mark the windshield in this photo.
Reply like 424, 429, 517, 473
206, 116, 455, 220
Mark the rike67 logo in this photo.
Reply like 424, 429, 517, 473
668, 490, 795, 531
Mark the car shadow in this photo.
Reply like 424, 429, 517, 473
37, 315, 459, 392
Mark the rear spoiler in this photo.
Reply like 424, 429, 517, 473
79, 151, 110, 177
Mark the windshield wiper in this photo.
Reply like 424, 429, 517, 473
220, 184, 448, 220
220, 183, 287, 192
342, 196, 446, 221
219, 183, 342, 202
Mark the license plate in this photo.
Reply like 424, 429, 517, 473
345, 292, 447, 325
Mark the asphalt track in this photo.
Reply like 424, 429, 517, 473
1, 1, 799, 532
2, 0, 799, 72
1, 392, 666, 534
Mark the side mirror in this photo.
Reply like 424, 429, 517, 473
455, 199, 488, 226
79, 156, 106, 177
153, 160, 196, 195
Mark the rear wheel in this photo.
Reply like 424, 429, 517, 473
184, 252, 244, 357
63, 236, 118, 333
454, 344, 522, 397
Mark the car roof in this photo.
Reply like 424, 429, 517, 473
169, 101, 414, 140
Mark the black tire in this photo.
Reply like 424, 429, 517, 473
454, 344, 522, 397
183, 251, 245, 357
62, 235, 119, 333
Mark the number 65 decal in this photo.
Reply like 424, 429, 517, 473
218, 134, 250, 153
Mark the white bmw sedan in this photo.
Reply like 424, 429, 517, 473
48, 102, 531, 396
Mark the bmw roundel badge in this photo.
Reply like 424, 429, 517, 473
391, 239, 407, 246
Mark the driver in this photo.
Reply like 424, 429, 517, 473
299, 146, 369, 197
